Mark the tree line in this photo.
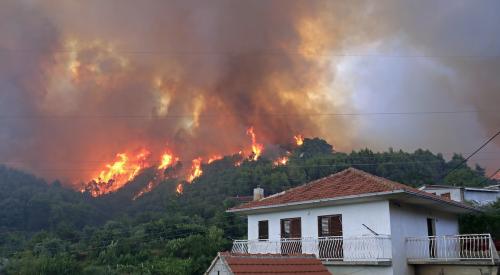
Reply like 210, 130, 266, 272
0, 138, 498, 274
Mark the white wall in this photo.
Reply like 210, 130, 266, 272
464, 190, 500, 205
206, 257, 232, 275
245, 200, 460, 275
421, 187, 500, 205
247, 200, 392, 241
421, 188, 462, 202
389, 202, 459, 275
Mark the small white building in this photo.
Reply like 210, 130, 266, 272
227, 168, 499, 275
419, 185, 500, 205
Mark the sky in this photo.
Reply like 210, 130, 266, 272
0, 0, 499, 184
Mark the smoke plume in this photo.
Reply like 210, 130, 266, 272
1, 0, 499, 185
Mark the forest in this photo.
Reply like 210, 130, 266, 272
0, 138, 498, 274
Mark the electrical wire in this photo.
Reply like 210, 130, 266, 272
441, 130, 500, 180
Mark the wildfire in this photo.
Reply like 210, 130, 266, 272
83, 128, 305, 197
133, 181, 155, 200
273, 156, 289, 166
187, 157, 203, 183
89, 150, 150, 197
176, 183, 184, 194
294, 134, 304, 146
247, 127, 263, 161
207, 155, 223, 164
158, 151, 178, 170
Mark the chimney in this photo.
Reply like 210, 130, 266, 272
253, 187, 264, 201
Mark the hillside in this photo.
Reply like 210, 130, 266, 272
0, 138, 498, 274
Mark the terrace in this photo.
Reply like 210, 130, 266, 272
231, 234, 499, 265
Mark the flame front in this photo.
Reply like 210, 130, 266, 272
88, 150, 149, 197
273, 156, 289, 166
187, 157, 203, 183
294, 135, 304, 146
83, 129, 302, 197
247, 127, 263, 161
207, 155, 223, 164
158, 151, 178, 170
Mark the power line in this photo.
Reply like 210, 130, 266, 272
3, 157, 500, 173
0, 159, 482, 172
3, 154, 500, 164
478, 167, 500, 186
1, 48, 499, 59
441, 130, 500, 181
0, 110, 497, 120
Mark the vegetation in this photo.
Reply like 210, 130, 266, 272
0, 138, 497, 274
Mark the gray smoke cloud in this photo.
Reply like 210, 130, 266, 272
0, 0, 499, 185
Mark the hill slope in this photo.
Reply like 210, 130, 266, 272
0, 138, 497, 274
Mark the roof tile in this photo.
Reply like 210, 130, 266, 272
219, 253, 330, 274
230, 167, 468, 211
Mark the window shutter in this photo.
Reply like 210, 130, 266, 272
291, 218, 301, 238
258, 220, 269, 240
330, 215, 342, 236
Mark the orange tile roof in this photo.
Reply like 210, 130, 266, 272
217, 253, 330, 274
229, 167, 473, 212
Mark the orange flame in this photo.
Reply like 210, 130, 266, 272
187, 157, 203, 182
132, 181, 155, 200
247, 127, 263, 161
176, 183, 184, 194
158, 150, 178, 170
273, 156, 289, 166
207, 155, 223, 164
294, 134, 304, 146
89, 150, 150, 196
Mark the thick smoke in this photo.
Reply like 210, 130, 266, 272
0, 0, 361, 183
1, 0, 499, 185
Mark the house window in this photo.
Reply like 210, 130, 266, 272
280, 218, 301, 238
258, 220, 269, 240
317, 215, 342, 237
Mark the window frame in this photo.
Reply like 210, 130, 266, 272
258, 220, 269, 241
317, 214, 343, 237
280, 217, 302, 239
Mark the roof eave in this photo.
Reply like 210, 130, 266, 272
403, 190, 480, 213
227, 190, 406, 214
227, 190, 479, 215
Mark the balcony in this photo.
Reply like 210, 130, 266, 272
406, 234, 499, 265
231, 235, 392, 263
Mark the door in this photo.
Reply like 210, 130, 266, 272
280, 218, 301, 254
427, 218, 437, 258
318, 215, 343, 259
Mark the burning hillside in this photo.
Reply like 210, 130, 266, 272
81, 127, 304, 198
0, 1, 364, 193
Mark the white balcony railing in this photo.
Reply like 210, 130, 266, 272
406, 234, 499, 263
231, 235, 392, 261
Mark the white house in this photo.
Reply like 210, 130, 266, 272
226, 168, 499, 275
419, 185, 500, 205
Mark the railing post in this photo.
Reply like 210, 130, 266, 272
488, 234, 495, 265
443, 236, 447, 261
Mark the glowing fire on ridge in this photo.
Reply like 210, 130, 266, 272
294, 134, 304, 146
88, 149, 150, 197
158, 151, 178, 170
207, 155, 223, 164
83, 128, 302, 198
247, 127, 263, 161
187, 157, 203, 183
